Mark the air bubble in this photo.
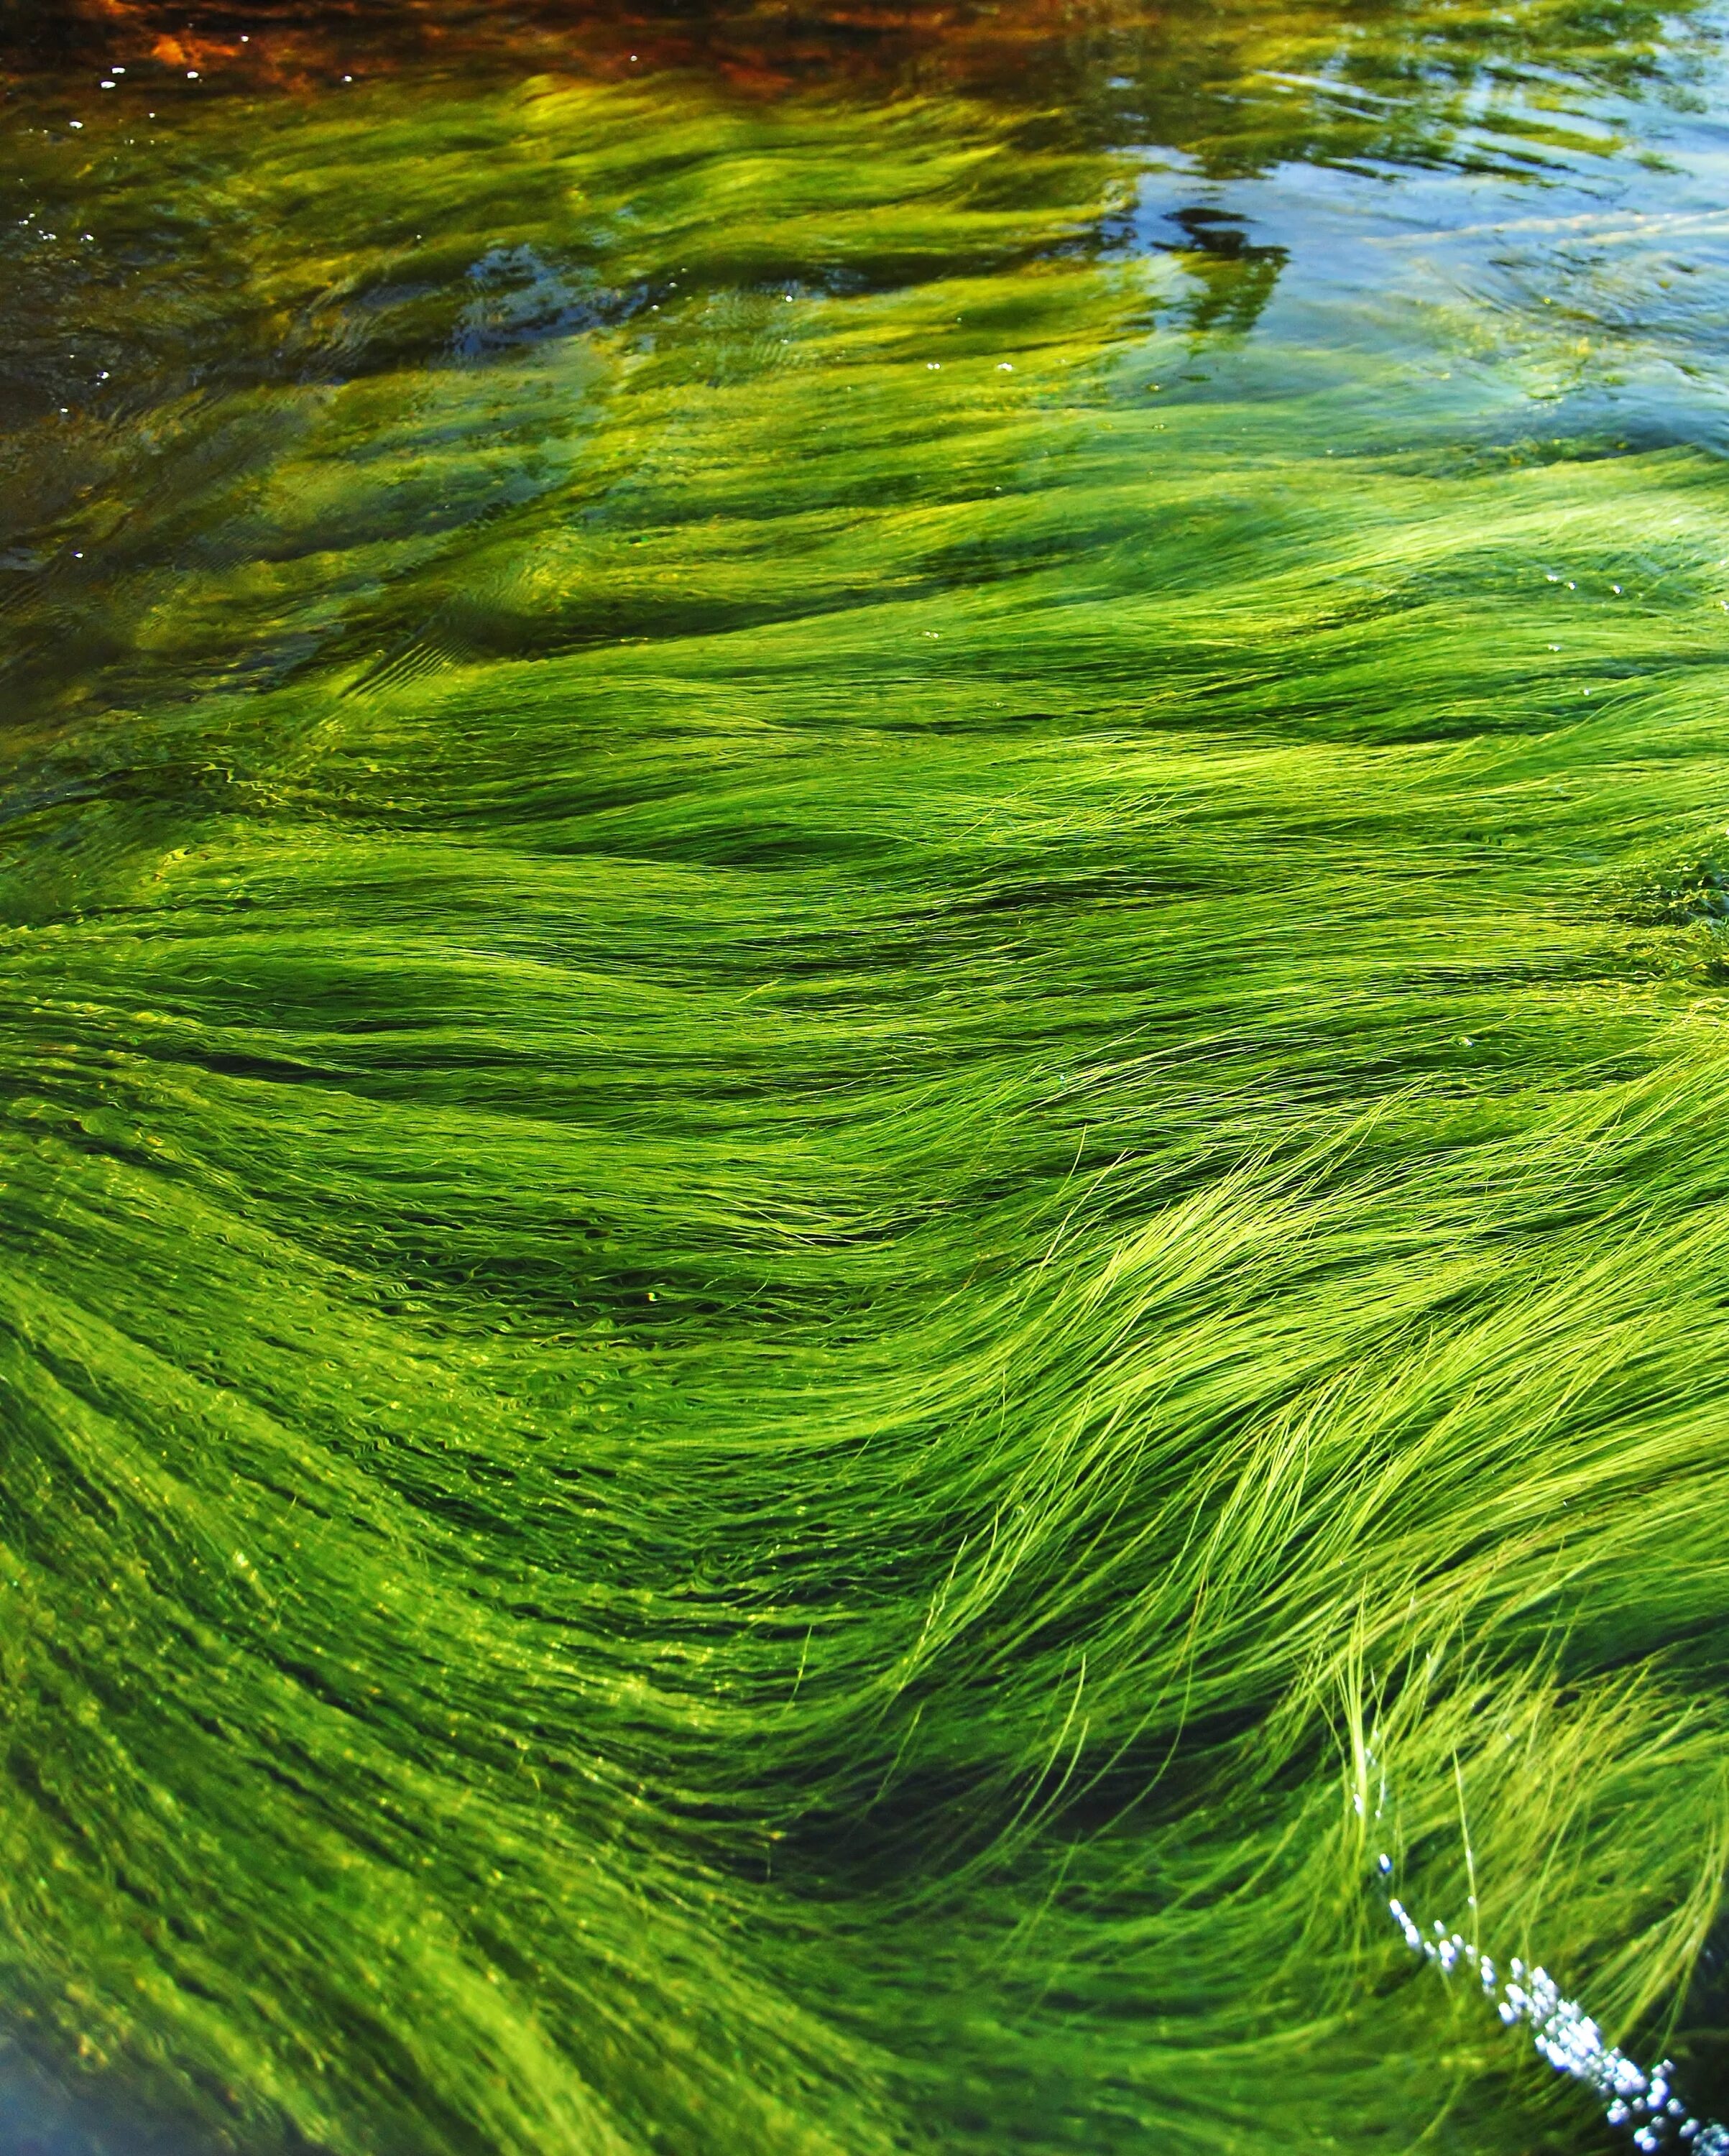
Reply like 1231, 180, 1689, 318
1385, 1873, 1715, 2150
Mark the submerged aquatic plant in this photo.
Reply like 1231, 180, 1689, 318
1387, 1866, 1729, 2153
2, 2, 1729, 2152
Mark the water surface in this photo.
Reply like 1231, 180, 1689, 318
4, 4, 1729, 2152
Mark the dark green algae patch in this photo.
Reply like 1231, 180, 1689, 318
6, 2, 1729, 2151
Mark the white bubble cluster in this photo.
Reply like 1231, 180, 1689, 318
1382, 1859, 1727, 2153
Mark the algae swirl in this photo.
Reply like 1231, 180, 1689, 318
3, 2, 1729, 2150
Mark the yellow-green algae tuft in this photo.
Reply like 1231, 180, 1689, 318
3, 6, 1729, 2150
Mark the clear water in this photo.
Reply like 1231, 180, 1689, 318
5, 4, 1729, 2152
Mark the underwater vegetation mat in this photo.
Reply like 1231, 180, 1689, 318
6, 6, 1729, 2150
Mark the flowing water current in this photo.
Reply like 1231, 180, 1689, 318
4, 4, 1729, 2152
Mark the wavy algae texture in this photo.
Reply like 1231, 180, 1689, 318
6, 4, 1729, 2150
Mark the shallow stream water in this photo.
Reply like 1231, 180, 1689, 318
6, 4, 1729, 2154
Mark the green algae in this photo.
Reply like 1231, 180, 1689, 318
4, 6, 1729, 2151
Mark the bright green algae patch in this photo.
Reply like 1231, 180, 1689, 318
5, 24, 1729, 2154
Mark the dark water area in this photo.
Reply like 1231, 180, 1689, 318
5, 2, 1729, 2153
